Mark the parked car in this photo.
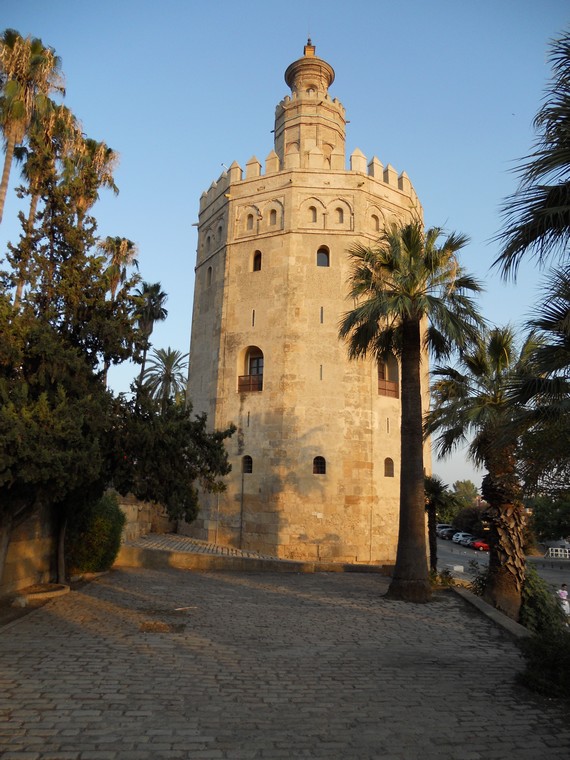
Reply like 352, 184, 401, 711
459, 534, 474, 546
452, 532, 473, 544
440, 528, 457, 540
436, 524, 453, 537
470, 539, 490, 551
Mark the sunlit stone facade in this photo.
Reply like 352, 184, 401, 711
184, 42, 429, 563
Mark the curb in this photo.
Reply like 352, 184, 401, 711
12, 583, 70, 607
451, 585, 531, 639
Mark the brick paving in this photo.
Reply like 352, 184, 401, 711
1, 566, 570, 759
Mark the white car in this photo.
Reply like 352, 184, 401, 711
452, 532, 473, 544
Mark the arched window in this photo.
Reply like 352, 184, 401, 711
317, 247, 330, 267
246, 214, 254, 231
218, 224, 223, 240
253, 251, 262, 271
371, 214, 380, 231
206, 236, 211, 252
206, 266, 212, 286
269, 209, 277, 226
378, 355, 399, 398
384, 458, 394, 477
309, 205, 317, 223
335, 207, 344, 224
239, 347, 264, 392
313, 456, 326, 475
242, 455, 253, 474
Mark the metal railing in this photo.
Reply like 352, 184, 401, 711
238, 374, 263, 392
545, 548, 570, 559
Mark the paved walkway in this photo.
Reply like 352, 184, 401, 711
2, 563, 570, 759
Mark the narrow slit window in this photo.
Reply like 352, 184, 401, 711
253, 251, 262, 271
384, 458, 394, 477
252, 309, 255, 327
269, 209, 277, 225
320, 306, 324, 324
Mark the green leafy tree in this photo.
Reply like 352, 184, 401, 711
426, 326, 537, 620
452, 479, 479, 511
110, 389, 235, 523
527, 495, 570, 542
143, 347, 188, 412
0, 29, 65, 224
495, 29, 570, 277
339, 220, 483, 603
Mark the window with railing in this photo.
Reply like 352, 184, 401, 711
239, 348, 264, 392
378, 355, 399, 398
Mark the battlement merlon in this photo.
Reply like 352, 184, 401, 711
198, 150, 420, 217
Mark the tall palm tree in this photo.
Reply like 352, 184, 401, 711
0, 29, 65, 224
143, 347, 188, 413
134, 281, 168, 385
339, 220, 483, 603
425, 327, 537, 620
510, 268, 570, 496
12, 103, 82, 307
495, 29, 570, 277
98, 236, 138, 302
62, 136, 118, 227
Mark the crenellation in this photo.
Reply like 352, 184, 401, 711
398, 171, 411, 194
350, 148, 367, 174
368, 156, 383, 178
383, 163, 398, 187
245, 156, 262, 179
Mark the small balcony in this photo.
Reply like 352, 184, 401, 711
378, 380, 399, 398
238, 374, 263, 392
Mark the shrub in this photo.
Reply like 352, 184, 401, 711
467, 560, 487, 596
517, 630, 570, 701
519, 565, 568, 635
66, 492, 126, 573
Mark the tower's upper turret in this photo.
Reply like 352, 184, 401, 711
274, 41, 346, 170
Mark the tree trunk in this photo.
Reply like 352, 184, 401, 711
56, 515, 67, 584
386, 318, 431, 602
0, 512, 14, 591
0, 129, 16, 225
481, 460, 526, 621
427, 503, 437, 574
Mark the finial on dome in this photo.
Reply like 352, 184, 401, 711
304, 38, 316, 57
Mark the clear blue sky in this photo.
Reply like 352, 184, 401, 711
2, 0, 569, 487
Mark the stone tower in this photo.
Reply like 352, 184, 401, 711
185, 42, 427, 563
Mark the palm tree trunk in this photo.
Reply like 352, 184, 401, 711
0, 129, 16, 225
427, 503, 438, 574
386, 318, 431, 602
481, 461, 526, 620
0, 512, 14, 590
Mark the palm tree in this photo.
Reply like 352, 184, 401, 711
339, 220, 483, 603
134, 281, 168, 385
509, 268, 570, 496
425, 327, 537, 620
62, 136, 118, 227
0, 29, 65, 224
12, 103, 82, 307
143, 347, 188, 413
99, 236, 138, 302
424, 475, 459, 574
495, 29, 570, 277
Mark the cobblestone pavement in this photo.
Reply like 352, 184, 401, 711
1, 567, 569, 759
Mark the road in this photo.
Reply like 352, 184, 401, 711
436, 537, 570, 589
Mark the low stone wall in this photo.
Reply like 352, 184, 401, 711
0, 507, 56, 596
115, 493, 175, 542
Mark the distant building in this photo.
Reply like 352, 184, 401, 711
185, 41, 429, 563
